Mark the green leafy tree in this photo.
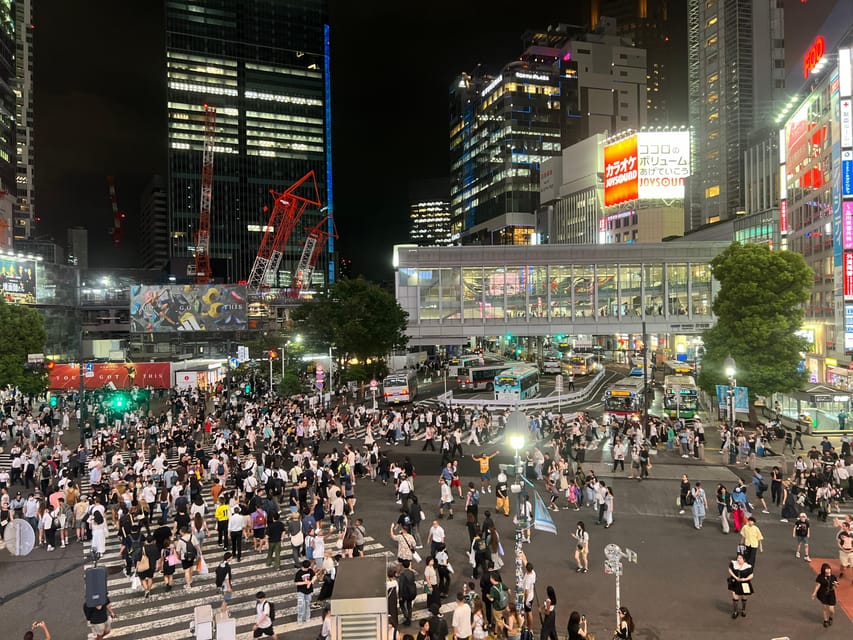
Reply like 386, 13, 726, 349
698, 242, 812, 421
0, 299, 48, 395
291, 277, 408, 377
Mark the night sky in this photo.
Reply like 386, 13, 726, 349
33, 0, 826, 281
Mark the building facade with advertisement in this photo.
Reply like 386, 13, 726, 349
778, 4, 853, 389
599, 128, 690, 244
449, 20, 647, 246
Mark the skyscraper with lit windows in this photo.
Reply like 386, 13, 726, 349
165, 0, 333, 284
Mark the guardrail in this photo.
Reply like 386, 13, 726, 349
434, 368, 608, 412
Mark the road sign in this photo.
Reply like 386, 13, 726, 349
369, 379, 378, 390
555, 374, 563, 392
85, 362, 95, 378
27, 353, 44, 364
228, 357, 239, 369
4, 519, 35, 556
625, 548, 638, 564
237, 346, 249, 362
316, 380, 324, 391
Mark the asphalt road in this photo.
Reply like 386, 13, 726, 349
4, 379, 852, 639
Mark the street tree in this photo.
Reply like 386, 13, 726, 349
0, 298, 48, 395
697, 242, 812, 422
291, 277, 408, 377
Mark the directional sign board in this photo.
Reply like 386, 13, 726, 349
369, 379, 378, 390
555, 374, 563, 392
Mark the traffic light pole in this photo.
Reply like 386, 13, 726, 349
78, 327, 87, 444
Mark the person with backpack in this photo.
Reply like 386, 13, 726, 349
119, 524, 144, 577
252, 504, 268, 553
42, 503, 58, 552
466, 482, 480, 520
176, 526, 200, 589
487, 571, 510, 628
215, 552, 233, 612
253, 590, 277, 639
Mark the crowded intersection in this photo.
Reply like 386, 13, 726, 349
1, 380, 852, 640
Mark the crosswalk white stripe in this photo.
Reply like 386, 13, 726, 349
106, 542, 387, 598
109, 584, 443, 638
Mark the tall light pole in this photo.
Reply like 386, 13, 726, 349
506, 410, 527, 628
724, 355, 736, 425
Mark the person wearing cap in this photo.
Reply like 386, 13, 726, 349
793, 512, 811, 561
253, 591, 276, 638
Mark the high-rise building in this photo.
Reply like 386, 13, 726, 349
139, 175, 168, 271
165, 0, 332, 284
593, 0, 687, 125
13, 0, 34, 240
687, 0, 785, 229
66, 226, 88, 269
0, 1, 15, 199
410, 200, 451, 247
450, 21, 646, 245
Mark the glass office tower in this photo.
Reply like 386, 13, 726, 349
165, 0, 331, 285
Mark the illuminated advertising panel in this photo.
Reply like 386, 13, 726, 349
840, 48, 851, 97
604, 135, 638, 206
843, 150, 853, 197
130, 284, 248, 333
637, 131, 690, 199
845, 252, 853, 301
846, 305, 853, 352
803, 35, 825, 79
843, 201, 853, 250
842, 98, 853, 148
0, 257, 36, 304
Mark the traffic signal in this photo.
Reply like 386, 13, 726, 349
44, 361, 55, 371
244, 383, 252, 394
111, 393, 129, 410
49, 395, 58, 408
269, 349, 278, 359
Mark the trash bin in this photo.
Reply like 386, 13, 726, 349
214, 611, 236, 640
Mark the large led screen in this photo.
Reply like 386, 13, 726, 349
0, 258, 36, 304
130, 284, 247, 332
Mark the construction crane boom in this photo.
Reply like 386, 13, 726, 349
107, 176, 126, 246
247, 171, 322, 293
195, 104, 216, 284
291, 214, 337, 298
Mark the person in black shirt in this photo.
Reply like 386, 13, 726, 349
426, 602, 448, 640
294, 560, 317, 624
83, 598, 115, 640
266, 512, 286, 570
397, 559, 417, 626
215, 552, 233, 612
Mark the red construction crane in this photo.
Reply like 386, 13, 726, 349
246, 171, 322, 293
291, 215, 337, 298
194, 104, 216, 284
107, 176, 126, 246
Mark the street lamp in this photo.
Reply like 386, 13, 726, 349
505, 411, 527, 630
724, 355, 736, 425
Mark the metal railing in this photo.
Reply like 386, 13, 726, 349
433, 368, 607, 412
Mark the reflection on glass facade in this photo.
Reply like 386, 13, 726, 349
166, 0, 330, 283
396, 243, 726, 332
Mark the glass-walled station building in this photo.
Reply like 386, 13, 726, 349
394, 242, 727, 354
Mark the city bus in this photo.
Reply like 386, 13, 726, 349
494, 365, 541, 401
602, 376, 646, 424
662, 360, 693, 377
565, 353, 598, 376
457, 362, 513, 392
382, 370, 419, 404
662, 374, 699, 420
447, 353, 495, 377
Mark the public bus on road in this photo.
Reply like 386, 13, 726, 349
382, 370, 419, 404
662, 360, 693, 377
662, 374, 699, 420
447, 353, 504, 377
602, 376, 646, 424
457, 362, 514, 392
565, 353, 598, 376
494, 365, 540, 401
